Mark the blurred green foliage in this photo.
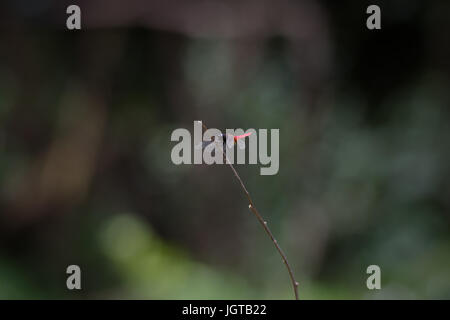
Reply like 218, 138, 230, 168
0, 0, 450, 299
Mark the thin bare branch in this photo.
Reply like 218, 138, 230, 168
200, 121, 299, 300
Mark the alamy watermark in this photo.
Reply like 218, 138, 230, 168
66, 265, 81, 290
366, 265, 381, 290
170, 121, 279, 175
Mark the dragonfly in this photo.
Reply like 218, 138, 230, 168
195, 132, 253, 157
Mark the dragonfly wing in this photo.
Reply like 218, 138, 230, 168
195, 140, 213, 150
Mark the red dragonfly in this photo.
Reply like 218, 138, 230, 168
195, 132, 253, 153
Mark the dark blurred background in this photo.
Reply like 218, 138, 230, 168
0, 0, 449, 299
